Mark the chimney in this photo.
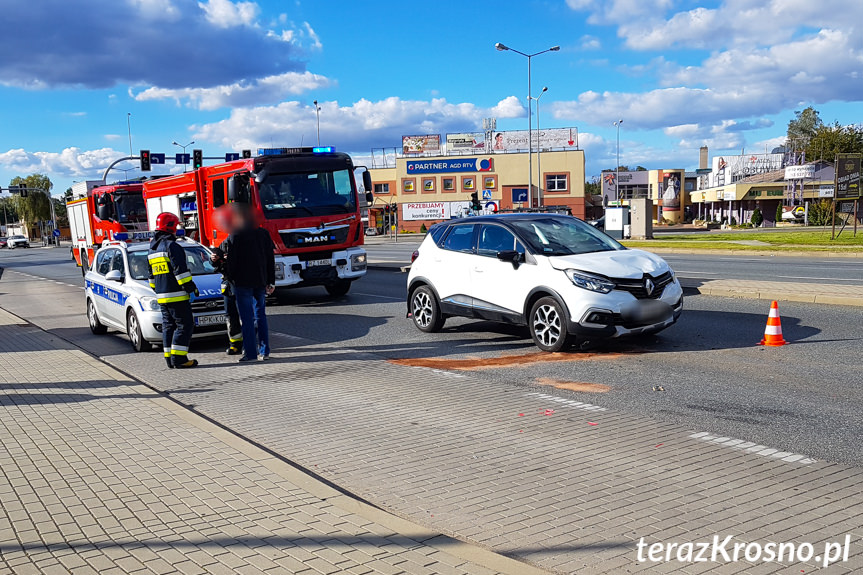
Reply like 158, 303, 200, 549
699, 146, 709, 170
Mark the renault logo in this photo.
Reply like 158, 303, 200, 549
644, 278, 655, 296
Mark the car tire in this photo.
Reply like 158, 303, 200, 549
87, 299, 108, 335
529, 297, 571, 352
325, 280, 352, 297
127, 310, 153, 352
410, 285, 445, 333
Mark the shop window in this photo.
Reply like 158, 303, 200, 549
422, 178, 435, 192
374, 183, 390, 194
545, 174, 568, 192
442, 178, 455, 191
402, 178, 416, 193
483, 176, 497, 190
462, 176, 475, 191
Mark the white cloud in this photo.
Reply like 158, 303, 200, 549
303, 22, 322, 50
192, 96, 525, 151
198, 0, 259, 28
566, 0, 673, 25
489, 96, 526, 119
103, 134, 122, 141
0, 147, 128, 179
133, 71, 333, 110
579, 35, 601, 50
129, 0, 181, 21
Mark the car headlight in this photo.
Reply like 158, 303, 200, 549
351, 253, 367, 269
140, 296, 160, 311
564, 269, 616, 294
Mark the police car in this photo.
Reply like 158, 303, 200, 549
85, 235, 226, 352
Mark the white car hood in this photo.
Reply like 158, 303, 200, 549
547, 248, 669, 279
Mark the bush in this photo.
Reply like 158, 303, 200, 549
808, 199, 837, 226
420, 223, 427, 233
776, 203, 783, 224
750, 208, 763, 227
730, 216, 738, 225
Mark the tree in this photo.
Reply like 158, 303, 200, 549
808, 199, 837, 226
776, 202, 783, 224
750, 207, 763, 227
584, 179, 601, 196
10, 174, 54, 231
786, 106, 822, 148
805, 122, 863, 161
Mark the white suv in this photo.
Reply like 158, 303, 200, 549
407, 214, 683, 352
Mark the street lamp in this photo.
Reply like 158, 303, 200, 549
532, 87, 549, 197
495, 42, 560, 208
613, 120, 623, 203
172, 140, 195, 172
313, 100, 322, 146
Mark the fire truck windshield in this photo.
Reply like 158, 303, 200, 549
258, 169, 356, 219
114, 193, 147, 224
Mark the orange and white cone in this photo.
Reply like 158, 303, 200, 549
759, 300, 787, 346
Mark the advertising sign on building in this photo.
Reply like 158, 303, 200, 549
402, 134, 441, 155
406, 157, 494, 174
402, 201, 500, 221
661, 171, 684, 211
446, 133, 486, 153
601, 170, 648, 203
489, 128, 578, 152
710, 153, 783, 186
819, 185, 835, 197
784, 165, 816, 180
835, 154, 862, 200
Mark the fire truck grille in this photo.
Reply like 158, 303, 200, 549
280, 226, 350, 249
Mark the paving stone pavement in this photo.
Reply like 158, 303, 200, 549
0, 308, 528, 575
100, 331, 863, 574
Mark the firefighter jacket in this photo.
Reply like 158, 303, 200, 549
148, 233, 195, 304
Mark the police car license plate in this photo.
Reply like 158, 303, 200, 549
308, 259, 331, 267
196, 314, 226, 326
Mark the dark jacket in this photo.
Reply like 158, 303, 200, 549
148, 232, 195, 304
224, 227, 276, 288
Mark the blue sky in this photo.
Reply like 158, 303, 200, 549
1, 0, 861, 194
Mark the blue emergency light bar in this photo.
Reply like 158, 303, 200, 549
257, 146, 336, 156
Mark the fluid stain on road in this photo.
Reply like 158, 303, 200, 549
389, 350, 640, 371
534, 377, 611, 393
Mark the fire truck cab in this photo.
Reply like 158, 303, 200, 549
67, 180, 148, 273
143, 147, 374, 296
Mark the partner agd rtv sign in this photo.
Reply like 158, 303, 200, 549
406, 157, 494, 174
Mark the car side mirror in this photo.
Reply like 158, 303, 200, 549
497, 250, 522, 269
105, 270, 123, 282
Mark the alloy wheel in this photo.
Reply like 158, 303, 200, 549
533, 304, 561, 347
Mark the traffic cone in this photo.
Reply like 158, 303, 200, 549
759, 301, 787, 346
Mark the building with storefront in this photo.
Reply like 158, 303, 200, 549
367, 133, 587, 233
600, 169, 697, 224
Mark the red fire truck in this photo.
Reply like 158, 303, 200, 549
67, 180, 149, 273
143, 147, 373, 295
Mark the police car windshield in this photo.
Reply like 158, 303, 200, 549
128, 246, 216, 281
258, 169, 356, 218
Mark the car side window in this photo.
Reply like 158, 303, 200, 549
477, 225, 522, 257
441, 224, 476, 254
96, 250, 114, 276
110, 250, 126, 276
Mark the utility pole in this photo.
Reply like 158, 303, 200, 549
614, 120, 624, 203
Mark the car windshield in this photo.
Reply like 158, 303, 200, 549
113, 193, 147, 224
258, 169, 356, 218
510, 217, 624, 256
127, 246, 216, 281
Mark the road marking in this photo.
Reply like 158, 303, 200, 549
689, 432, 816, 465
525, 392, 608, 413
774, 275, 863, 282
354, 292, 403, 301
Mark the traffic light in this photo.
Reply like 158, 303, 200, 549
140, 150, 151, 172
242, 149, 252, 159
470, 191, 481, 211
384, 204, 390, 214
192, 149, 203, 169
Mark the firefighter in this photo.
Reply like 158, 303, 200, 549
209, 245, 243, 355
148, 212, 199, 369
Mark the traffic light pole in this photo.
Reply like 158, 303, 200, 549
4, 186, 58, 245
102, 156, 140, 182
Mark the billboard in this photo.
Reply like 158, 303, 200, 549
446, 133, 486, 153
406, 157, 493, 174
489, 128, 578, 152
660, 171, 684, 211
402, 201, 500, 221
835, 154, 862, 200
402, 134, 441, 155
600, 170, 648, 202
710, 153, 784, 186
784, 165, 816, 180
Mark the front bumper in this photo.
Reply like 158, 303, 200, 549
139, 309, 227, 343
273, 247, 367, 287
563, 279, 684, 339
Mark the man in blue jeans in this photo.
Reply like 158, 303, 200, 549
223, 205, 276, 362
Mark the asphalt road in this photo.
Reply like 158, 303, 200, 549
365, 240, 863, 285
2, 245, 863, 466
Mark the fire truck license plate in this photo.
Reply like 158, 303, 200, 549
196, 314, 226, 326
308, 259, 332, 267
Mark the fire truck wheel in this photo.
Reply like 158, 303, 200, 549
325, 280, 352, 297
80, 250, 89, 276
127, 310, 153, 352
87, 299, 107, 335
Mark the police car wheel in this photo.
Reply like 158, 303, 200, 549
127, 310, 153, 352
87, 299, 107, 335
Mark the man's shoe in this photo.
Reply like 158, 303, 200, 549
165, 358, 174, 369
174, 359, 199, 369
260, 354, 271, 361
226, 345, 242, 356
238, 356, 257, 363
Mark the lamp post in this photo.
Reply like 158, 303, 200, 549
532, 87, 549, 198
172, 140, 195, 172
313, 100, 322, 146
495, 42, 560, 208
613, 120, 623, 203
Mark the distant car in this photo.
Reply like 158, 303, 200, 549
781, 206, 805, 221
7, 235, 29, 248
85, 237, 227, 352
587, 216, 605, 230
407, 214, 682, 352
0, 237, 7, 249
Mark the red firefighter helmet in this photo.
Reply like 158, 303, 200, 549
155, 212, 181, 234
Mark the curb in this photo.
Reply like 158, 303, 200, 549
627, 246, 863, 258
0, 303, 552, 575
679, 280, 863, 307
